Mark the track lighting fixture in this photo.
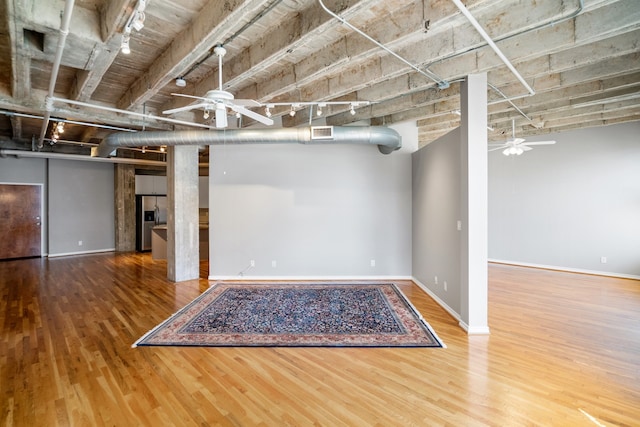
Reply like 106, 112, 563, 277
289, 106, 296, 117
121, 34, 131, 54
203, 109, 210, 120
175, 77, 186, 87
141, 146, 146, 154
317, 103, 326, 117
264, 105, 272, 118
349, 103, 356, 116
160, 146, 165, 153
121, 0, 146, 55
50, 121, 64, 142
131, 11, 145, 31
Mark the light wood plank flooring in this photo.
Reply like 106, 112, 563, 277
1, 253, 639, 426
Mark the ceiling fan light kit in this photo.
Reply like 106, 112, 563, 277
503, 146, 524, 156
489, 120, 556, 156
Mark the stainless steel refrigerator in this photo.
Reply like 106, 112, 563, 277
135, 195, 167, 251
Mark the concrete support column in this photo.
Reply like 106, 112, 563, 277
114, 163, 135, 252
459, 73, 490, 334
167, 145, 200, 282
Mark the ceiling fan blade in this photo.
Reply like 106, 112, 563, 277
521, 145, 533, 151
231, 105, 274, 126
163, 102, 210, 115
170, 93, 209, 102
488, 145, 508, 152
522, 140, 557, 146
233, 99, 262, 107
215, 104, 228, 128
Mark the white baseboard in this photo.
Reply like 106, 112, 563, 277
48, 248, 115, 258
411, 277, 490, 335
488, 259, 640, 281
458, 321, 490, 335
410, 277, 461, 323
208, 275, 413, 282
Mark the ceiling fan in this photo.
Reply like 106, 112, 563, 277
489, 120, 556, 156
162, 45, 274, 129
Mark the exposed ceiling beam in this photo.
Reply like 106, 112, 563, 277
9, 115, 22, 140
99, 0, 137, 41
7, 0, 30, 100
70, 0, 137, 101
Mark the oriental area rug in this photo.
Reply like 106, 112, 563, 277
133, 283, 444, 348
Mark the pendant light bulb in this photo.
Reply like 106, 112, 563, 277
121, 34, 131, 54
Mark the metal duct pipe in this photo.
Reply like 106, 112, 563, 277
37, 0, 75, 149
92, 126, 402, 158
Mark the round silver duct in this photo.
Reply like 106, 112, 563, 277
92, 126, 402, 158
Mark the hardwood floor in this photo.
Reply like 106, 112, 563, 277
1, 253, 639, 426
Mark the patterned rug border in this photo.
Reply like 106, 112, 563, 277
133, 282, 445, 348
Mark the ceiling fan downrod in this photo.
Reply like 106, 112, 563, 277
214, 45, 227, 92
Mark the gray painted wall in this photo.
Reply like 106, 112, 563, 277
209, 143, 412, 278
412, 128, 462, 313
48, 159, 115, 256
489, 121, 640, 278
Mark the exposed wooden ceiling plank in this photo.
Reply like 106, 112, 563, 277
116, 0, 270, 111
325, 32, 639, 128
288, 1, 639, 127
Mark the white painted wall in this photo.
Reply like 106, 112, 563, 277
208, 142, 412, 279
488, 121, 640, 278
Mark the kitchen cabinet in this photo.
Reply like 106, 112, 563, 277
135, 175, 167, 195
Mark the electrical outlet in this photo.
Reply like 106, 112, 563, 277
78, 240, 83, 246
444, 281, 448, 291
600, 256, 607, 264
250, 260, 255, 267
434, 276, 438, 285
370, 259, 376, 267
272, 260, 277, 268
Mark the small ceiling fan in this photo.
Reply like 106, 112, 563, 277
489, 120, 556, 156
162, 45, 274, 129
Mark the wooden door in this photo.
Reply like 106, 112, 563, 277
0, 184, 42, 259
